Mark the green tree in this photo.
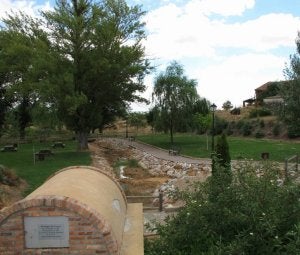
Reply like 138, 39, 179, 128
40, 0, 150, 149
153, 61, 199, 145
215, 133, 231, 168
0, 12, 53, 139
222, 100, 233, 111
145, 162, 300, 254
281, 33, 300, 138
127, 112, 146, 135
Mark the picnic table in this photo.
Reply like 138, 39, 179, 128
1, 145, 17, 152
51, 142, 65, 148
35, 149, 54, 161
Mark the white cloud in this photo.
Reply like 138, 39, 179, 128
143, 2, 300, 60
193, 53, 287, 108
0, 0, 51, 19
185, 0, 255, 17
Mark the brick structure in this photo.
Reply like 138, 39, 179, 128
0, 166, 143, 254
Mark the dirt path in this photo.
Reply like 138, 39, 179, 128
89, 140, 169, 197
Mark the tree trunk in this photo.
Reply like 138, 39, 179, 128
77, 131, 89, 151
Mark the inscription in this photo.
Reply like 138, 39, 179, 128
24, 216, 69, 248
39, 224, 65, 240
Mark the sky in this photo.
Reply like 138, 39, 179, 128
1, 0, 300, 111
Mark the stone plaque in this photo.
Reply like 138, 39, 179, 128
24, 216, 69, 248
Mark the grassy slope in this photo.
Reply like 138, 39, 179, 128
137, 133, 300, 162
0, 141, 91, 195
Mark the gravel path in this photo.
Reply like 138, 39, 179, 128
119, 138, 211, 164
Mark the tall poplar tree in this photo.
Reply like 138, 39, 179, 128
41, 0, 150, 149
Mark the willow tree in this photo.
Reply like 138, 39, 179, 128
153, 61, 199, 145
41, 0, 150, 149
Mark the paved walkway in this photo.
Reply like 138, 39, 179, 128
119, 138, 211, 164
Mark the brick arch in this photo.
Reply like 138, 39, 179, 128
0, 195, 119, 255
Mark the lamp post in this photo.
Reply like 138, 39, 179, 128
125, 118, 128, 138
210, 103, 217, 153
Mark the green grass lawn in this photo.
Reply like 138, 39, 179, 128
137, 133, 300, 162
0, 140, 91, 195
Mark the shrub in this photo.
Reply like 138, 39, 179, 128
242, 122, 252, 136
249, 108, 272, 118
287, 125, 300, 138
214, 117, 228, 135
215, 134, 231, 169
260, 120, 265, 128
0, 165, 20, 186
255, 130, 265, 138
272, 123, 281, 136
145, 162, 300, 255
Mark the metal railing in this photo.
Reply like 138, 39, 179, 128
126, 192, 163, 212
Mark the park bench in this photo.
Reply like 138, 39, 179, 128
35, 149, 54, 161
129, 136, 135, 141
168, 146, 181, 156
51, 142, 65, 148
1, 144, 17, 152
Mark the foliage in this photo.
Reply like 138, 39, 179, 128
213, 116, 228, 135
127, 112, 146, 134
280, 33, 300, 138
0, 14, 46, 139
242, 122, 252, 136
215, 134, 231, 169
255, 130, 265, 138
193, 113, 211, 134
1, 0, 151, 149
249, 107, 272, 118
222, 100, 233, 111
152, 61, 199, 144
0, 165, 20, 186
272, 123, 281, 137
145, 162, 300, 254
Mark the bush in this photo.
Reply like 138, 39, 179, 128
213, 117, 228, 135
255, 130, 265, 138
242, 122, 252, 136
145, 162, 300, 255
273, 123, 281, 136
249, 108, 272, 118
0, 165, 20, 186
287, 125, 300, 138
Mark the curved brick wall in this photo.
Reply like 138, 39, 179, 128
0, 166, 129, 255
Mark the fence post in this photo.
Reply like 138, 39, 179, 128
296, 155, 299, 172
284, 158, 289, 181
159, 192, 163, 212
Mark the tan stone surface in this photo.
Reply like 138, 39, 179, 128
121, 203, 144, 255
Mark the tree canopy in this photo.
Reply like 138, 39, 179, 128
152, 61, 199, 144
280, 32, 300, 138
0, 0, 150, 148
